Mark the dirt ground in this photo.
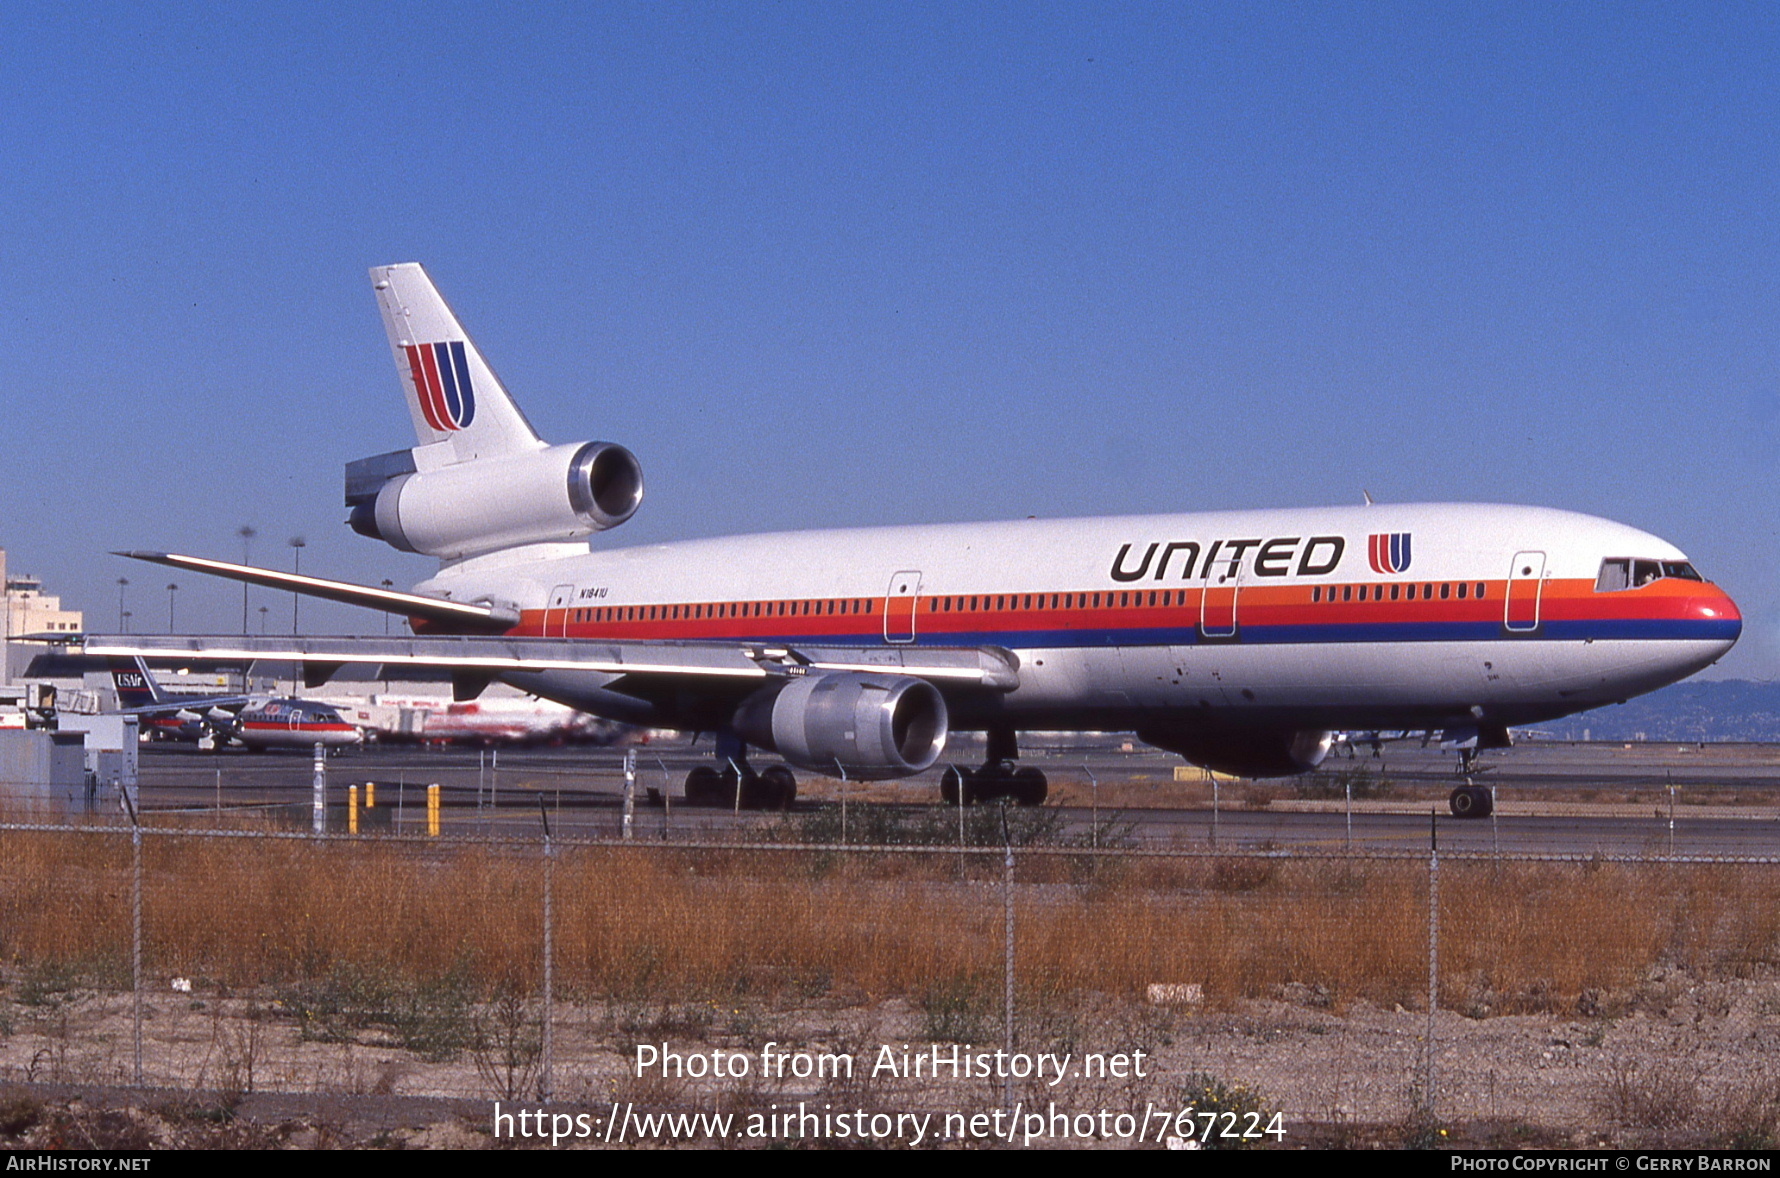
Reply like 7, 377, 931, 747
2, 964, 1777, 1149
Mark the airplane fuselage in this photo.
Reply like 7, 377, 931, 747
416, 501, 1739, 740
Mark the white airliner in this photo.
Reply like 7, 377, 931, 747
89, 264, 1741, 816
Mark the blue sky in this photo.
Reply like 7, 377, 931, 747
3, 3, 1778, 675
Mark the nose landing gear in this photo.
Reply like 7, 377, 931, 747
1447, 783, 1493, 819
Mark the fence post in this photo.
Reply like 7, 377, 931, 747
539, 798, 554, 1103
1344, 775, 1353, 851
1423, 809, 1440, 1120
1000, 802, 1015, 1113
123, 788, 143, 1087
622, 749, 636, 840
1668, 771, 1676, 857
310, 742, 326, 836
1083, 764, 1099, 850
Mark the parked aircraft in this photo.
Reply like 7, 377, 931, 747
339, 691, 611, 746
109, 657, 361, 750
89, 264, 1740, 815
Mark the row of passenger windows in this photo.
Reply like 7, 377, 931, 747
572, 599, 879, 623
1311, 582, 1488, 603
570, 583, 1496, 624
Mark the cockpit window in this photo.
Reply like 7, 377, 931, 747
1596, 557, 1705, 591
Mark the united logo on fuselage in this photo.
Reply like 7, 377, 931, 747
1368, 532, 1413, 575
404, 341, 476, 432
1110, 535, 1346, 581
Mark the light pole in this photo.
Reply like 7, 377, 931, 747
117, 578, 129, 632
237, 525, 256, 634
167, 583, 178, 633
382, 580, 394, 635
259, 605, 269, 634
289, 536, 307, 634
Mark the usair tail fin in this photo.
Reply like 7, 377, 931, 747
108, 657, 165, 709
370, 263, 544, 460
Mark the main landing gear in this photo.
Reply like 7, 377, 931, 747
684, 761, 797, 810
939, 728, 1047, 807
1448, 750, 1493, 819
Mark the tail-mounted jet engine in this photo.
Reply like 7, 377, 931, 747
1137, 726, 1333, 779
346, 441, 643, 560
733, 672, 949, 780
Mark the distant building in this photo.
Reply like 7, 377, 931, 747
1, 548, 84, 684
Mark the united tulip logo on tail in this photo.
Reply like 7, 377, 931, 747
404, 341, 476, 431
1368, 532, 1412, 574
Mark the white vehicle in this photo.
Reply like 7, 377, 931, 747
92, 264, 1740, 814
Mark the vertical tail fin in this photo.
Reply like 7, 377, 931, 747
108, 657, 165, 709
370, 264, 545, 461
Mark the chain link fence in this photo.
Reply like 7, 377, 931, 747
1, 789, 1778, 1149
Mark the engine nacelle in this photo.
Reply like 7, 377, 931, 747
733, 672, 949, 780
1138, 726, 1333, 779
348, 441, 642, 559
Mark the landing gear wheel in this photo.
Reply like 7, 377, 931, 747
1011, 767, 1048, 807
940, 765, 973, 806
1448, 785, 1493, 819
756, 764, 797, 810
685, 765, 722, 807
973, 764, 1015, 804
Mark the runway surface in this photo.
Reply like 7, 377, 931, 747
124, 737, 1780, 858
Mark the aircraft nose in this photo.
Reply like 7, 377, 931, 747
1687, 586, 1742, 651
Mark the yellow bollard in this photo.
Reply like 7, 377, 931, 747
427, 783, 440, 837
365, 780, 375, 809
348, 785, 359, 835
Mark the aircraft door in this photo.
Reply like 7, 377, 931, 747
1504, 552, 1545, 633
883, 571, 922, 644
545, 584, 575, 637
1200, 560, 1241, 639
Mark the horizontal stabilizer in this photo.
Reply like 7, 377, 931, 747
112, 552, 518, 633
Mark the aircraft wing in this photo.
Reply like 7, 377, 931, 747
111, 693, 251, 720
113, 551, 519, 633
75, 634, 1024, 700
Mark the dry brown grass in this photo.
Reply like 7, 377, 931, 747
1, 830, 1777, 1017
